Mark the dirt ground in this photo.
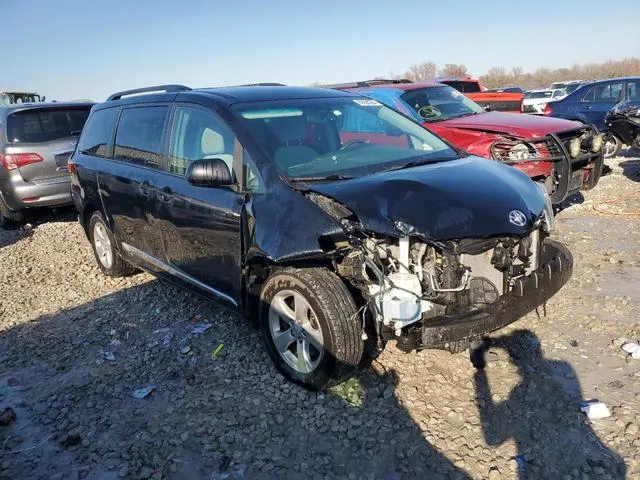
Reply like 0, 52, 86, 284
1, 152, 639, 480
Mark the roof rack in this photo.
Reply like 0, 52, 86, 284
234, 82, 286, 87
107, 84, 191, 101
319, 79, 413, 89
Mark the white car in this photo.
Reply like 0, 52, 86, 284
522, 89, 566, 115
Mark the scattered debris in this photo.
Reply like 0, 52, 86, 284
570, 339, 579, 347
580, 401, 611, 419
191, 323, 212, 335
210, 343, 224, 358
103, 351, 116, 362
179, 336, 191, 354
621, 342, 640, 359
608, 380, 624, 389
131, 385, 156, 399
0, 407, 16, 426
6, 377, 19, 387
511, 454, 526, 473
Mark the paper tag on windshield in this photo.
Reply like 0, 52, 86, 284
353, 99, 381, 106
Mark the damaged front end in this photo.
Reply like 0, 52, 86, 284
313, 191, 573, 353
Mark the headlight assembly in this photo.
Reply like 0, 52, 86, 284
507, 143, 531, 162
591, 133, 604, 152
569, 137, 581, 158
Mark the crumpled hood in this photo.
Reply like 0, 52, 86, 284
306, 156, 546, 241
440, 111, 582, 138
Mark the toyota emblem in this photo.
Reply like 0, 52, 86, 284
508, 210, 527, 227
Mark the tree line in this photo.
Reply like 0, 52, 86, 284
391, 57, 640, 89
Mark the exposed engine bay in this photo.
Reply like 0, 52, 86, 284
338, 228, 543, 337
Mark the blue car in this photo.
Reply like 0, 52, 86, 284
544, 76, 640, 157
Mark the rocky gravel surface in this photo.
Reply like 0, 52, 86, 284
1, 153, 639, 480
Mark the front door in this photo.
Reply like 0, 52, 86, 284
98, 104, 170, 269
579, 81, 625, 130
155, 104, 243, 305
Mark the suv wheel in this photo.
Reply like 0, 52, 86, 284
0, 197, 24, 229
603, 134, 622, 159
89, 212, 135, 277
260, 268, 363, 390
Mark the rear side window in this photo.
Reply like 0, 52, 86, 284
442, 81, 481, 93
114, 106, 168, 168
7, 107, 90, 143
78, 108, 118, 158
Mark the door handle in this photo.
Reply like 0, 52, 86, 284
158, 186, 173, 202
139, 180, 152, 196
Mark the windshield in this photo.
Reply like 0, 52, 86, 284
564, 83, 582, 95
400, 86, 484, 122
527, 91, 554, 99
234, 97, 458, 180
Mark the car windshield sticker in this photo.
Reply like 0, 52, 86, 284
353, 99, 381, 106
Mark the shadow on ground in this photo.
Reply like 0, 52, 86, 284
0, 281, 627, 479
472, 330, 626, 479
0, 282, 472, 480
0, 206, 77, 249
619, 158, 640, 182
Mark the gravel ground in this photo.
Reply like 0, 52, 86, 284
1, 152, 639, 480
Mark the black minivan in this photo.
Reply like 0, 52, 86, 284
70, 84, 572, 389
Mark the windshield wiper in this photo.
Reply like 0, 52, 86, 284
290, 173, 355, 182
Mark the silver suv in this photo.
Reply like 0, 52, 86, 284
0, 101, 93, 226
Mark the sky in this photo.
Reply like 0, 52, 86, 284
4, 0, 640, 102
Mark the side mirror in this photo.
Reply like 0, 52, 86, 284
41, 96, 46, 102
186, 158, 233, 187
483, 104, 492, 112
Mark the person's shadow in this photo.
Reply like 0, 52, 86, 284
472, 329, 626, 479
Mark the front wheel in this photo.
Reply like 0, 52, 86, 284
603, 134, 622, 159
260, 268, 363, 390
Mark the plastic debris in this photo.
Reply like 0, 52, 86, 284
110, 339, 122, 347
0, 407, 16, 426
179, 336, 191, 354
191, 323, 212, 335
6, 377, 19, 387
621, 342, 640, 359
110, 329, 116, 336
131, 385, 156, 399
580, 401, 611, 419
210, 343, 224, 358
95, 358, 104, 366
511, 454, 526, 473
104, 351, 116, 362
162, 330, 174, 346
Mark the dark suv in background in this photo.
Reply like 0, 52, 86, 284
70, 84, 571, 389
0, 101, 93, 226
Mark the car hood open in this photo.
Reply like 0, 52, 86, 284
304, 156, 546, 242
439, 111, 582, 138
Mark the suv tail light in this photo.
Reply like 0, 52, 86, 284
0, 153, 44, 171
543, 104, 553, 116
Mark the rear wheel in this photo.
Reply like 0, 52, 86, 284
0, 197, 24, 229
88, 212, 135, 277
603, 134, 622, 159
260, 268, 363, 390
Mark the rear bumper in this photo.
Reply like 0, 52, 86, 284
0, 174, 72, 211
399, 239, 573, 349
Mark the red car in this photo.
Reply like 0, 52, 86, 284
328, 80, 605, 204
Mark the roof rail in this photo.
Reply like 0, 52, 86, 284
107, 84, 191, 101
234, 82, 286, 87
319, 78, 413, 89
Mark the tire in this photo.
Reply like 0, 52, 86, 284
0, 196, 24, 229
260, 267, 363, 390
603, 134, 622, 159
88, 211, 136, 277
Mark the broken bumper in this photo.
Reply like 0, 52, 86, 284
413, 239, 572, 349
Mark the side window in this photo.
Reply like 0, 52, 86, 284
627, 81, 640, 101
586, 82, 625, 103
582, 86, 595, 103
78, 108, 118, 158
114, 106, 168, 168
168, 106, 235, 177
